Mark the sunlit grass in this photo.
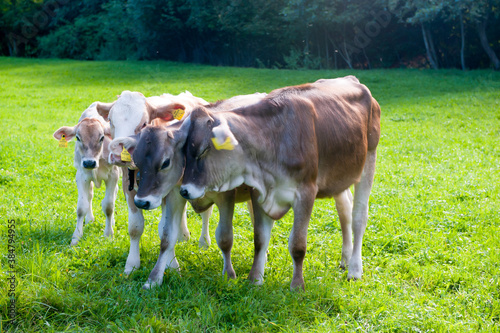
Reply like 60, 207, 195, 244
0, 57, 499, 332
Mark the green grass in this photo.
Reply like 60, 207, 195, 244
1, 57, 500, 332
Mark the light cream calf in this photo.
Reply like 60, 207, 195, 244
53, 103, 120, 246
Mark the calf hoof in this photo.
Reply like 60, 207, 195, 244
142, 275, 163, 290
124, 267, 137, 276
347, 259, 363, 281
248, 273, 264, 286
103, 230, 114, 239
339, 262, 347, 271
340, 249, 352, 270
290, 277, 305, 291
124, 262, 140, 276
70, 238, 80, 246
347, 269, 363, 281
198, 236, 211, 249
223, 268, 237, 280
142, 278, 162, 290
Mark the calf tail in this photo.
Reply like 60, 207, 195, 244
367, 97, 381, 151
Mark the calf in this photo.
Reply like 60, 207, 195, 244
178, 77, 381, 290
96, 91, 210, 275
110, 93, 266, 288
53, 103, 120, 246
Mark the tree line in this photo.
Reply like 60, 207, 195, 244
1, 0, 499, 70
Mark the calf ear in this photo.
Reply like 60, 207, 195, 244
96, 102, 115, 121
149, 101, 186, 122
53, 126, 77, 141
109, 135, 139, 156
211, 122, 238, 150
174, 116, 191, 149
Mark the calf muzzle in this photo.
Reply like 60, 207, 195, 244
179, 188, 190, 199
82, 160, 97, 169
134, 197, 150, 210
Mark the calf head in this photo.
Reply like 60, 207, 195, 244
54, 118, 110, 169
179, 107, 244, 200
97, 90, 190, 166
109, 125, 186, 210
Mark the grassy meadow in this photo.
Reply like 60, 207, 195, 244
0, 57, 499, 332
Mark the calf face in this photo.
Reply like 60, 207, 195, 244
109, 125, 186, 210
179, 108, 244, 200
54, 118, 110, 169
97, 91, 206, 166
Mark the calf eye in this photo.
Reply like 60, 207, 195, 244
76, 136, 81, 142
99, 136, 104, 143
142, 122, 147, 129
161, 158, 171, 170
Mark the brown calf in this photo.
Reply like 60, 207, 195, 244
178, 77, 381, 290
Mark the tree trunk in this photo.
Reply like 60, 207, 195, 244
427, 25, 439, 68
421, 23, 439, 69
325, 30, 329, 69
460, 12, 466, 71
341, 40, 353, 69
477, 16, 500, 70
329, 36, 353, 69
362, 47, 372, 69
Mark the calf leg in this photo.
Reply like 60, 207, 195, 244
72, 170, 92, 246
177, 207, 191, 242
246, 200, 255, 226
123, 178, 144, 275
199, 205, 213, 248
214, 192, 236, 279
348, 150, 376, 280
85, 181, 94, 223
333, 189, 353, 269
143, 191, 186, 289
289, 185, 317, 290
248, 191, 274, 285
102, 167, 119, 239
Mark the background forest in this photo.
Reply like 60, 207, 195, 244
1, 0, 499, 69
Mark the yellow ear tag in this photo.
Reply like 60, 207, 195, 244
59, 135, 68, 148
172, 108, 185, 121
211, 137, 235, 150
121, 147, 132, 162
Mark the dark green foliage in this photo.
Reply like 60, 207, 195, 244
1, 0, 500, 68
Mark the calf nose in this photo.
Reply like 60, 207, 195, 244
134, 198, 150, 210
83, 160, 97, 169
180, 187, 189, 199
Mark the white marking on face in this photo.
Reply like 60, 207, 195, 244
180, 183, 206, 200
134, 194, 162, 210
109, 91, 147, 138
